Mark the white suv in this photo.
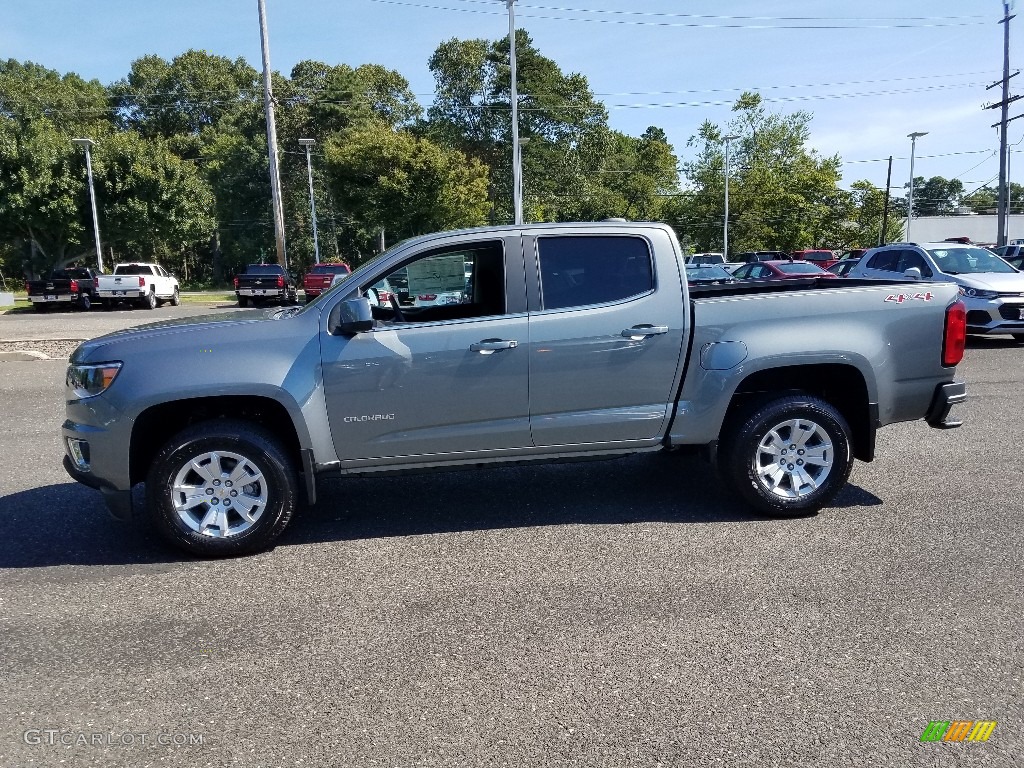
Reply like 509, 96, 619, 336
849, 242, 1024, 342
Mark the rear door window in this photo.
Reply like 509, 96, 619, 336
537, 236, 654, 310
866, 250, 900, 272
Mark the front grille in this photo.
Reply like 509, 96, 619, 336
998, 304, 1024, 321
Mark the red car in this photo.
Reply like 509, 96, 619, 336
731, 260, 837, 280
302, 262, 351, 302
790, 249, 839, 270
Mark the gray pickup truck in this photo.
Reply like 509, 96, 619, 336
62, 222, 967, 557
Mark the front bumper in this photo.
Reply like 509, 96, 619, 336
963, 295, 1024, 335
62, 454, 133, 520
925, 382, 967, 429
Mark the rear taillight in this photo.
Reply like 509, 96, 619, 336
233, 277, 239, 288
277, 275, 285, 288
69, 279, 79, 293
942, 301, 966, 367
379, 291, 393, 304
138, 276, 146, 287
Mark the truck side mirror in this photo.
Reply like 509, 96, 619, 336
328, 297, 373, 335
903, 267, 922, 280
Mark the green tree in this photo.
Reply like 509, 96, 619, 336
425, 31, 614, 223
0, 60, 114, 274
0, 116, 93, 271
677, 92, 843, 255
113, 51, 260, 145
323, 122, 489, 256
911, 176, 964, 216
97, 131, 215, 278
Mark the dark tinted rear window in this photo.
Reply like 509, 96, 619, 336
245, 264, 285, 275
113, 264, 154, 275
538, 235, 654, 310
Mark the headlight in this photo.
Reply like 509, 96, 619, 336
958, 286, 998, 299
66, 362, 122, 399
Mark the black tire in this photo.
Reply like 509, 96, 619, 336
78, 294, 92, 311
720, 394, 852, 517
140, 290, 157, 310
1013, 334, 1024, 343
32, 303, 47, 313
145, 420, 297, 557
238, 296, 249, 308
171, 287, 180, 306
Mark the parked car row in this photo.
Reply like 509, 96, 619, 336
28, 263, 180, 312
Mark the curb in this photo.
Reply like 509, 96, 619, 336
0, 350, 52, 361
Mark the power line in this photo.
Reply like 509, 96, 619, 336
368, 0, 989, 29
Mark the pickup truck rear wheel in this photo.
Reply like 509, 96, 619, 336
722, 394, 852, 517
140, 290, 157, 310
145, 420, 298, 557
170, 287, 180, 306
238, 296, 249, 308
78, 294, 92, 311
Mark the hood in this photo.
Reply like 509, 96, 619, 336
70, 307, 293, 364
953, 272, 1024, 293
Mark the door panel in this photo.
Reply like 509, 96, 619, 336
321, 316, 531, 461
320, 234, 531, 463
526, 230, 688, 447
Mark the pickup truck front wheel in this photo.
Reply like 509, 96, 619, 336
145, 420, 297, 557
722, 395, 852, 517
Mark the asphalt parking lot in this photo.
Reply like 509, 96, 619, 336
0, 305, 1021, 767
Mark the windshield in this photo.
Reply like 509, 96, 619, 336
778, 262, 827, 274
928, 247, 1018, 275
686, 265, 733, 281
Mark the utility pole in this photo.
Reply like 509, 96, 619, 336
507, 0, 523, 226
298, 139, 320, 264
987, 2, 1020, 247
722, 134, 738, 258
72, 138, 104, 273
906, 132, 927, 242
880, 155, 893, 246
258, 0, 287, 267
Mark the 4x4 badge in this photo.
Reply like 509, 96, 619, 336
885, 292, 934, 303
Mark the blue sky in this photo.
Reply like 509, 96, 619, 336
4, 1, 1018, 194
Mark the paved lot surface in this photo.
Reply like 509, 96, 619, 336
0, 306, 1021, 767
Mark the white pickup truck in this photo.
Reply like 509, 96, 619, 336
95, 263, 180, 309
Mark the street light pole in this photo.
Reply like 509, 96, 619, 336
723, 134, 739, 258
298, 139, 320, 264
72, 138, 104, 273
906, 131, 928, 242
507, 0, 523, 226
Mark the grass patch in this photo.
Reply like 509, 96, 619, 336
180, 292, 235, 304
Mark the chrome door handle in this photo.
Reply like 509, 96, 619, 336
621, 325, 669, 339
470, 338, 519, 354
